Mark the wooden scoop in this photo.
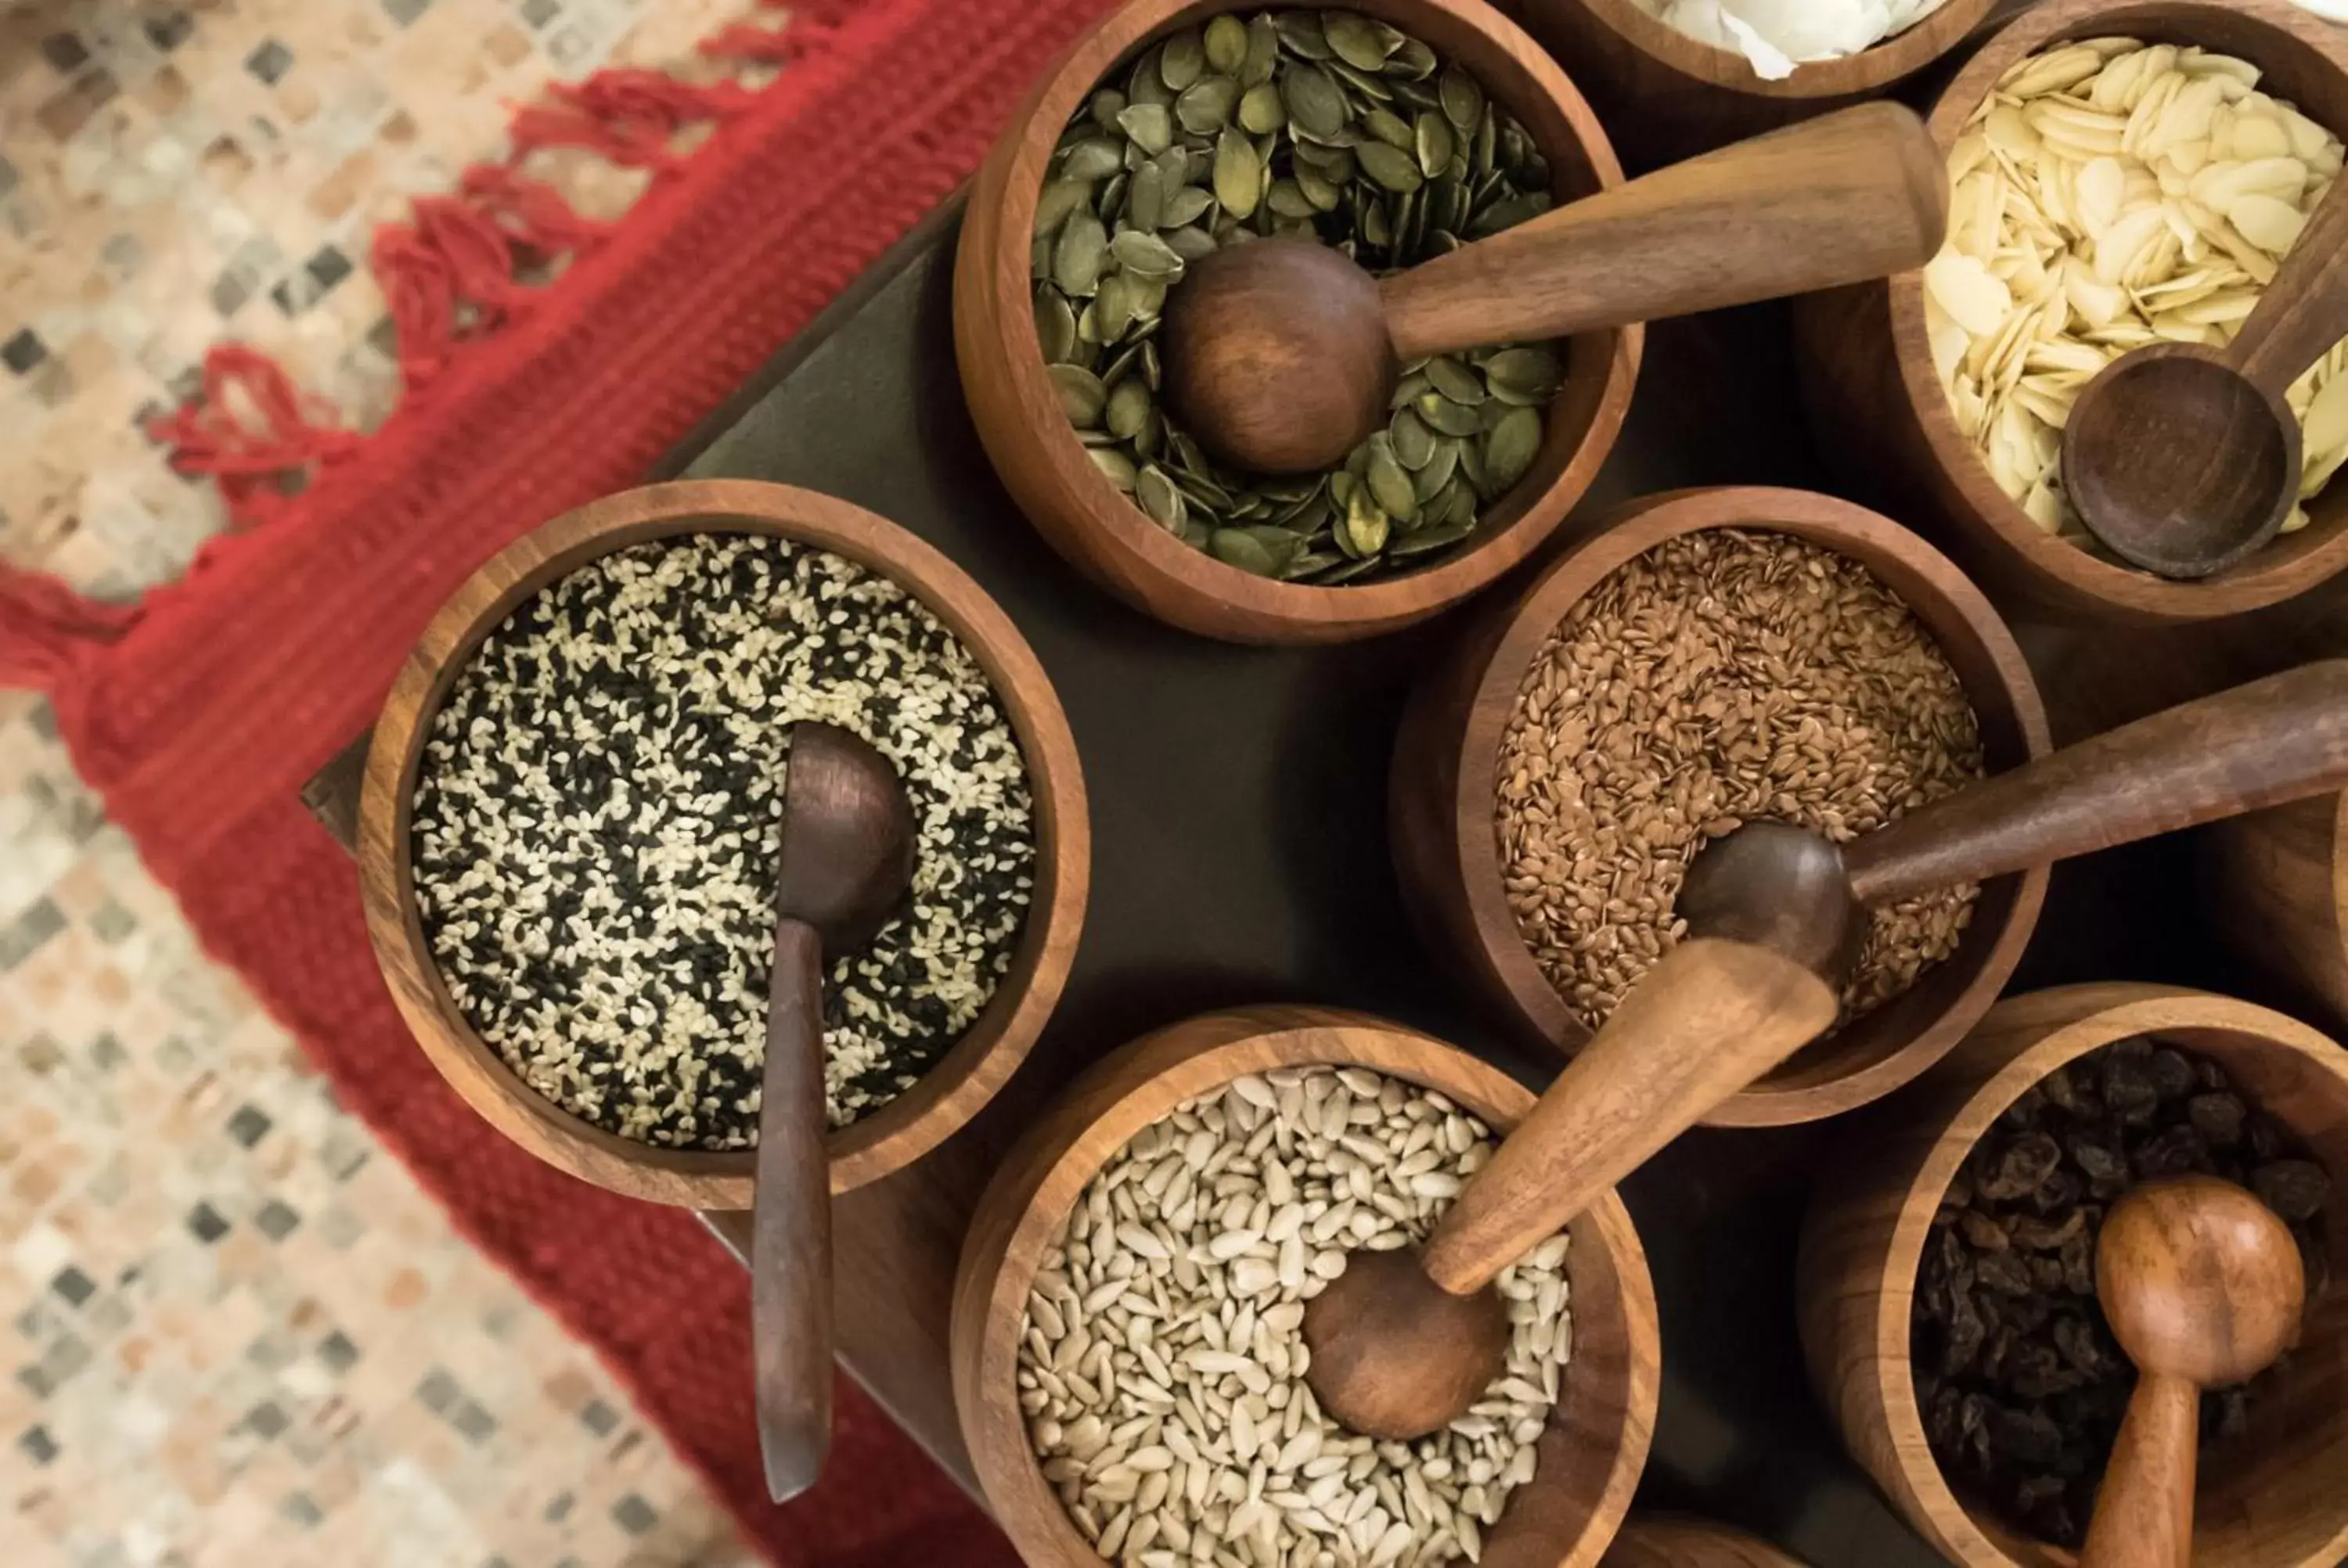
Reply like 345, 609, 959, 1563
2078, 1177, 2307, 1568
754, 721, 915, 1501
2062, 178, 2348, 580
1306, 660, 2348, 1440
1160, 100, 1948, 475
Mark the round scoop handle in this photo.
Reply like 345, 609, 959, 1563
2227, 175, 2348, 401
1377, 101, 1949, 364
2078, 1372, 2199, 1568
753, 918, 834, 1501
1845, 660, 2348, 906
1420, 937, 1838, 1296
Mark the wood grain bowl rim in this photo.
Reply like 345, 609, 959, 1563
355, 479, 1092, 1209
1603, 1515, 1810, 1566
1561, 0, 2001, 102
1854, 987, 2348, 1568
949, 1006, 1661, 1568
1882, 0, 2348, 622
953, 0, 1644, 644
1428, 486, 2052, 1126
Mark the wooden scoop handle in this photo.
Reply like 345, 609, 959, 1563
1845, 660, 2348, 906
753, 917, 834, 1501
1377, 102, 1948, 363
2229, 176, 2348, 401
1420, 938, 1838, 1296
2078, 1370, 2199, 1568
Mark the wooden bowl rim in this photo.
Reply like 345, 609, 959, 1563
954, 1005, 1661, 1568
957, 0, 1645, 642
1564, 0, 2000, 102
1870, 986, 2348, 1568
355, 479, 1092, 1208
1444, 486, 2053, 1125
1883, 0, 2348, 621
1606, 1514, 1810, 1566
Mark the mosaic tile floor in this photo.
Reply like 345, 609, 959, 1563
2, 0, 780, 1562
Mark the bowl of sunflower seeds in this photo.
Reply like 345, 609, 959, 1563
955, 0, 1644, 645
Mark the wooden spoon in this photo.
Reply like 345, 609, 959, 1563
754, 721, 916, 1501
2077, 1177, 2307, 1568
1307, 660, 2348, 1440
2062, 177, 2348, 580
1160, 100, 1948, 475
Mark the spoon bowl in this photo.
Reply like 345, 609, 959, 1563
1300, 1246, 1511, 1440
2062, 346, 2303, 581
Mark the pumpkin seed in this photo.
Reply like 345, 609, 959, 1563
1237, 81, 1286, 135
1161, 28, 1205, 91
1485, 344, 1563, 404
1204, 13, 1249, 74
1284, 549, 1344, 580
1281, 64, 1349, 140
1356, 139, 1421, 194
1162, 221, 1217, 262
1107, 377, 1154, 440
1390, 520, 1474, 556
1323, 11, 1395, 70
1117, 102, 1173, 156
1210, 527, 1278, 575
1366, 435, 1418, 520
1363, 106, 1414, 150
1241, 14, 1280, 84
1092, 272, 1136, 343
1413, 437, 1460, 502
1089, 446, 1138, 492
1439, 64, 1482, 131
1050, 364, 1107, 425
1035, 178, 1094, 238
1137, 464, 1188, 532
1053, 212, 1108, 297
1176, 75, 1240, 136
1426, 355, 1485, 405
1127, 160, 1167, 232
1482, 405, 1541, 494
1341, 488, 1392, 557
1388, 36, 1437, 80
1111, 228, 1185, 278
1391, 407, 1436, 469
1061, 138, 1125, 182
1089, 88, 1127, 130
1417, 390, 1482, 436
1214, 128, 1262, 219
1273, 11, 1331, 60
1266, 178, 1317, 220
1295, 163, 1342, 212
1416, 111, 1453, 178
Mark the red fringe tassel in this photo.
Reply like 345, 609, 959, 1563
0, 563, 142, 689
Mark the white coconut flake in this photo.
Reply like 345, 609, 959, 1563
1637, 0, 1952, 81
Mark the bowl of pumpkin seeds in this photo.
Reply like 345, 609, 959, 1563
955, 0, 1644, 644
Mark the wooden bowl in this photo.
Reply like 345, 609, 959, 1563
356, 480, 1090, 1209
1799, 984, 2348, 1568
1603, 1516, 1808, 1566
1392, 486, 2051, 1127
1795, 0, 2348, 625
954, 0, 1643, 646
1513, 0, 2001, 169
952, 1005, 1661, 1567
2202, 793, 2348, 1037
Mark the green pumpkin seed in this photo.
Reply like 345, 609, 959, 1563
1127, 159, 1167, 232
1111, 228, 1185, 278
1390, 520, 1473, 557
1091, 272, 1136, 343
1260, 178, 1313, 221
1481, 405, 1541, 495
1361, 200, 1392, 248
1127, 44, 1171, 105
1390, 408, 1435, 469
1053, 211, 1107, 297
1162, 222, 1218, 263
1357, 140, 1422, 194
1035, 285, 1078, 364
1416, 111, 1453, 178
1214, 128, 1262, 219
1483, 344, 1562, 403
1412, 437, 1460, 502
1210, 527, 1279, 576
1315, 555, 1385, 584
1426, 355, 1485, 405
1090, 88, 1129, 130
1469, 190, 1550, 239
1153, 186, 1208, 232
1323, 11, 1392, 70
1237, 81, 1286, 135
1388, 37, 1436, 79
1117, 102, 1172, 156
1295, 163, 1342, 212
1417, 391, 1482, 437
1281, 64, 1349, 140
1273, 11, 1331, 59
1367, 439, 1417, 520
1362, 107, 1413, 149
1107, 377, 1154, 440
1241, 13, 1280, 84
1161, 28, 1205, 90
1439, 64, 1482, 131
1050, 363, 1107, 426
1136, 464, 1187, 532
1284, 550, 1344, 580
1035, 178, 1093, 238
1204, 13, 1249, 73
1392, 369, 1431, 410
1341, 488, 1391, 557
1325, 59, 1392, 104
1176, 75, 1241, 135
1060, 138, 1125, 182
1089, 446, 1138, 492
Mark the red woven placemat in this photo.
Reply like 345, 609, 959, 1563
0, 0, 1115, 1558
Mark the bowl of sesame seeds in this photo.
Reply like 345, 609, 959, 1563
356, 480, 1089, 1208
952, 1005, 1659, 1568
1391, 487, 2053, 1126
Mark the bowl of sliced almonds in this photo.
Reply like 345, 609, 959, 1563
1798, 0, 2348, 623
